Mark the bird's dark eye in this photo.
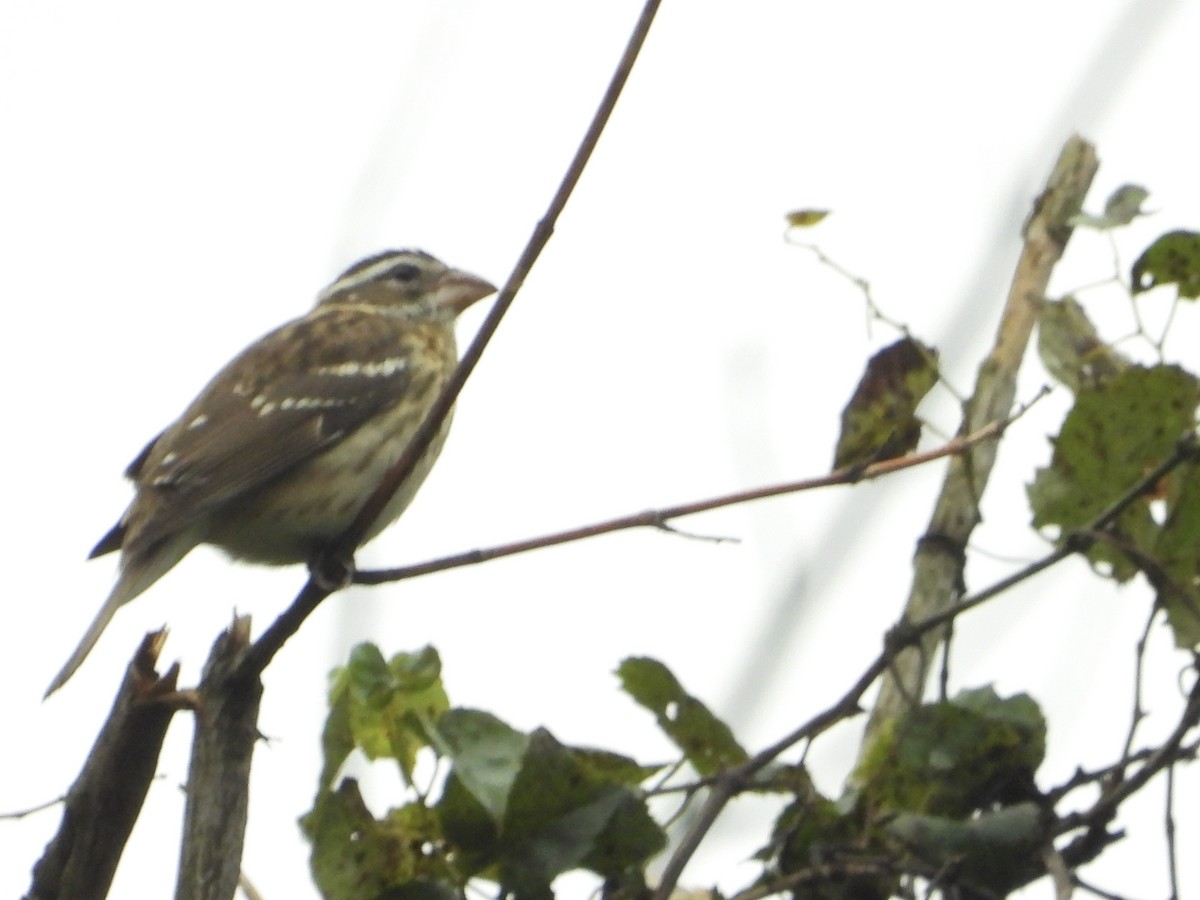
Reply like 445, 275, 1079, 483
388, 263, 421, 283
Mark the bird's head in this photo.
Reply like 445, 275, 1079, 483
317, 249, 497, 321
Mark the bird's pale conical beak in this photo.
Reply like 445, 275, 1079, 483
436, 268, 498, 315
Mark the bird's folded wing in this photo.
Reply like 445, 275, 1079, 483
117, 308, 420, 552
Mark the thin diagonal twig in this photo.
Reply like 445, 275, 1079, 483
240, 0, 665, 679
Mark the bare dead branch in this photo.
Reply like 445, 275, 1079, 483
26, 633, 182, 900
175, 615, 260, 900
865, 136, 1100, 742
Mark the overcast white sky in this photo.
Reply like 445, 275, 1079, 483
2, 3, 1198, 898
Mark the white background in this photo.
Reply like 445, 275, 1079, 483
1, 2, 1198, 898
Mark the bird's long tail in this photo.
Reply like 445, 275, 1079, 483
45, 531, 198, 697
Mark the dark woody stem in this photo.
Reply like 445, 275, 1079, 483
241, 0, 666, 679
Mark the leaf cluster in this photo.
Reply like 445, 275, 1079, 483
759, 687, 1048, 900
1031, 228, 1200, 647
301, 220, 1200, 900
303, 646, 673, 900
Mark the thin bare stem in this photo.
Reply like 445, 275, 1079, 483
1054, 674, 1200, 839
1072, 876, 1132, 900
787, 237, 966, 403
0, 796, 65, 821
1046, 738, 1199, 805
1043, 845, 1075, 900
357, 418, 1011, 586
1119, 603, 1158, 771
1165, 763, 1180, 900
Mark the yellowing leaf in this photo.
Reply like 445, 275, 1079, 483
784, 208, 831, 228
834, 337, 939, 469
319, 644, 450, 790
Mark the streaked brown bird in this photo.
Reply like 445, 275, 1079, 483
46, 249, 496, 696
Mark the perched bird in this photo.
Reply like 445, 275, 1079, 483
46, 249, 496, 696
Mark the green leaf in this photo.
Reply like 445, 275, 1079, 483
436, 722, 665, 896
886, 803, 1043, 894
952, 686, 1046, 766
1037, 297, 1130, 393
1132, 229, 1200, 298
617, 657, 748, 776
853, 686, 1045, 818
374, 883, 465, 900
1028, 365, 1200, 582
578, 788, 665, 882
501, 730, 665, 894
833, 337, 939, 469
433, 709, 529, 824
572, 747, 663, 787
312, 652, 671, 899
337, 645, 450, 784
758, 771, 843, 866
436, 772, 500, 876
302, 780, 456, 900
321, 664, 357, 791
763, 790, 895, 900
504, 743, 628, 887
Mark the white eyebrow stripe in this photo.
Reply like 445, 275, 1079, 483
318, 255, 410, 300
314, 357, 408, 378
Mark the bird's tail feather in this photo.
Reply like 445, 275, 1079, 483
45, 530, 198, 697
